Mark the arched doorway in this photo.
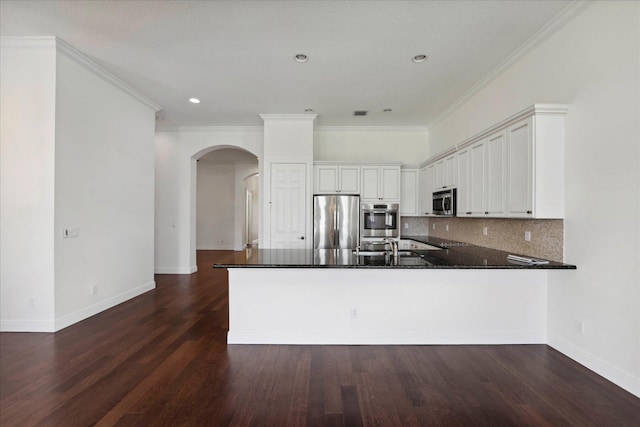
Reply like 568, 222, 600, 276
194, 147, 259, 253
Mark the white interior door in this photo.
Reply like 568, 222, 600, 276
270, 163, 307, 249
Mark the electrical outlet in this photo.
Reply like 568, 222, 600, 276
483, 226, 488, 236
404, 222, 409, 230
432, 223, 435, 230
524, 231, 531, 242
445, 224, 449, 232
350, 308, 358, 319
90, 285, 98, 296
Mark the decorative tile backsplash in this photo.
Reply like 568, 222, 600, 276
401, 217, 564, 262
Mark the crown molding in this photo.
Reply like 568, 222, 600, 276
428, 1, 591, 129
422, 104, 569, 167
0, 36, 57, 48
316, 126, 428, 132
53, 37, 162, 111
157, 125, 263, 133
259, 114, 318, 121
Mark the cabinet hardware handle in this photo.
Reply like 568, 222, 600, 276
527, 210, 532, 214
298, 236, 305, 240
467, 212, 472, 214
485, 212, 489, 215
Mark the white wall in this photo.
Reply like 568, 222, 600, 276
196, 163, 235, 250
154, 128, 263, 273
0, 38, 57, 331
0, 37, 158, 332
315, 127, 429, 164
429, 1, 640, 396
53, 49, 157, 329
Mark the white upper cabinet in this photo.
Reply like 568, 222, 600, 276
427, 104, 568, 219
361, 165, 400, 201
314, 164, 360, 194
456, 147, 470, 216
434, 154, 457, 190
506, 112, 566, 218
507, 117, 534, 217
400, 169, 419, 216
419, 165, 433, 215
485, 129, 507, 216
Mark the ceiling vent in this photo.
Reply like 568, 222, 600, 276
353, 110, 368, 116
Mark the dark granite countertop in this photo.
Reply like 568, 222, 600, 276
214, 236, 576, 269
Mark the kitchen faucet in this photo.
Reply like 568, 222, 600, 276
384, 238, 398, 258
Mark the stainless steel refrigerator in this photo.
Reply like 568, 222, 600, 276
313, 194, 360, 249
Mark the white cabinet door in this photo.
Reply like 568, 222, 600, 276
381, 166, 400, 201
361, 165, 400, 201
485, 129, 507, 216
270, 163, 307, 248
469, 140, 486, 215
456, 147, 471, 216
314, 165, 360, 194
361, 166, 380, 200
507, 117, 534, 217
400, 169, 419, 215
339, 166, 360, 193
315, 165, 338, 193
419, 166, 431, 215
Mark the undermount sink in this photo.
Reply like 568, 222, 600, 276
353, 250, 423, 258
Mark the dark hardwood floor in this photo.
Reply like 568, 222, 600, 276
1, 250, 639, 426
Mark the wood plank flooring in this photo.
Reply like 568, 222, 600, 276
1, 250, 639, 426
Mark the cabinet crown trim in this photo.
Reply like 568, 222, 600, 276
421, 104, 569, 167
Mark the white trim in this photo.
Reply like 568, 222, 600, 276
0, 319, 56, 333
154, 267, 194, 274
228, 332, 546, 345
421, 104, 569, 167
428, 1, 591, 129
0, 36, 57, 49
259, 114, 317, 121
54, 281, 156, 331
316, 126, 429, 132
53, 37, 162, 111
2, 36, 162, 111
548, 334, 640, 398
158, 126, 263, 133
196, 245, 235, 250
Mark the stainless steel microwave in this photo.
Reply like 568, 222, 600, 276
433, 189, 456, 216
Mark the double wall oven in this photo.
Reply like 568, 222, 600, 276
360, 202, 400, 239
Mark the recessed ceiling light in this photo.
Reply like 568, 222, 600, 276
412, 54, 428, 63
189, 98, 201, 104
294, 53, 308, 63
383, 109, 392, 112
305, 108, 314, 112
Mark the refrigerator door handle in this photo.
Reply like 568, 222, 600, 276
334, 204, 339, 247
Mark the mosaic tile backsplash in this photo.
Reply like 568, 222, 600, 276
401, 217, 564, 262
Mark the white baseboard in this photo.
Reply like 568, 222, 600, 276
155, 266, 196, 274
54, 281, 156, 331
0, 319, 56, 332
196, 245, 234, 250
227, 331, 547, 345
548, 334, 640, 398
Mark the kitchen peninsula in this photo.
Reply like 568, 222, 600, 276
215, 238, 575, 345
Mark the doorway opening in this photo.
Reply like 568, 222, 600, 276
195, 148, 259, 251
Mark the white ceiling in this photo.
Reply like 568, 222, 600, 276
0, 0, 573, 128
